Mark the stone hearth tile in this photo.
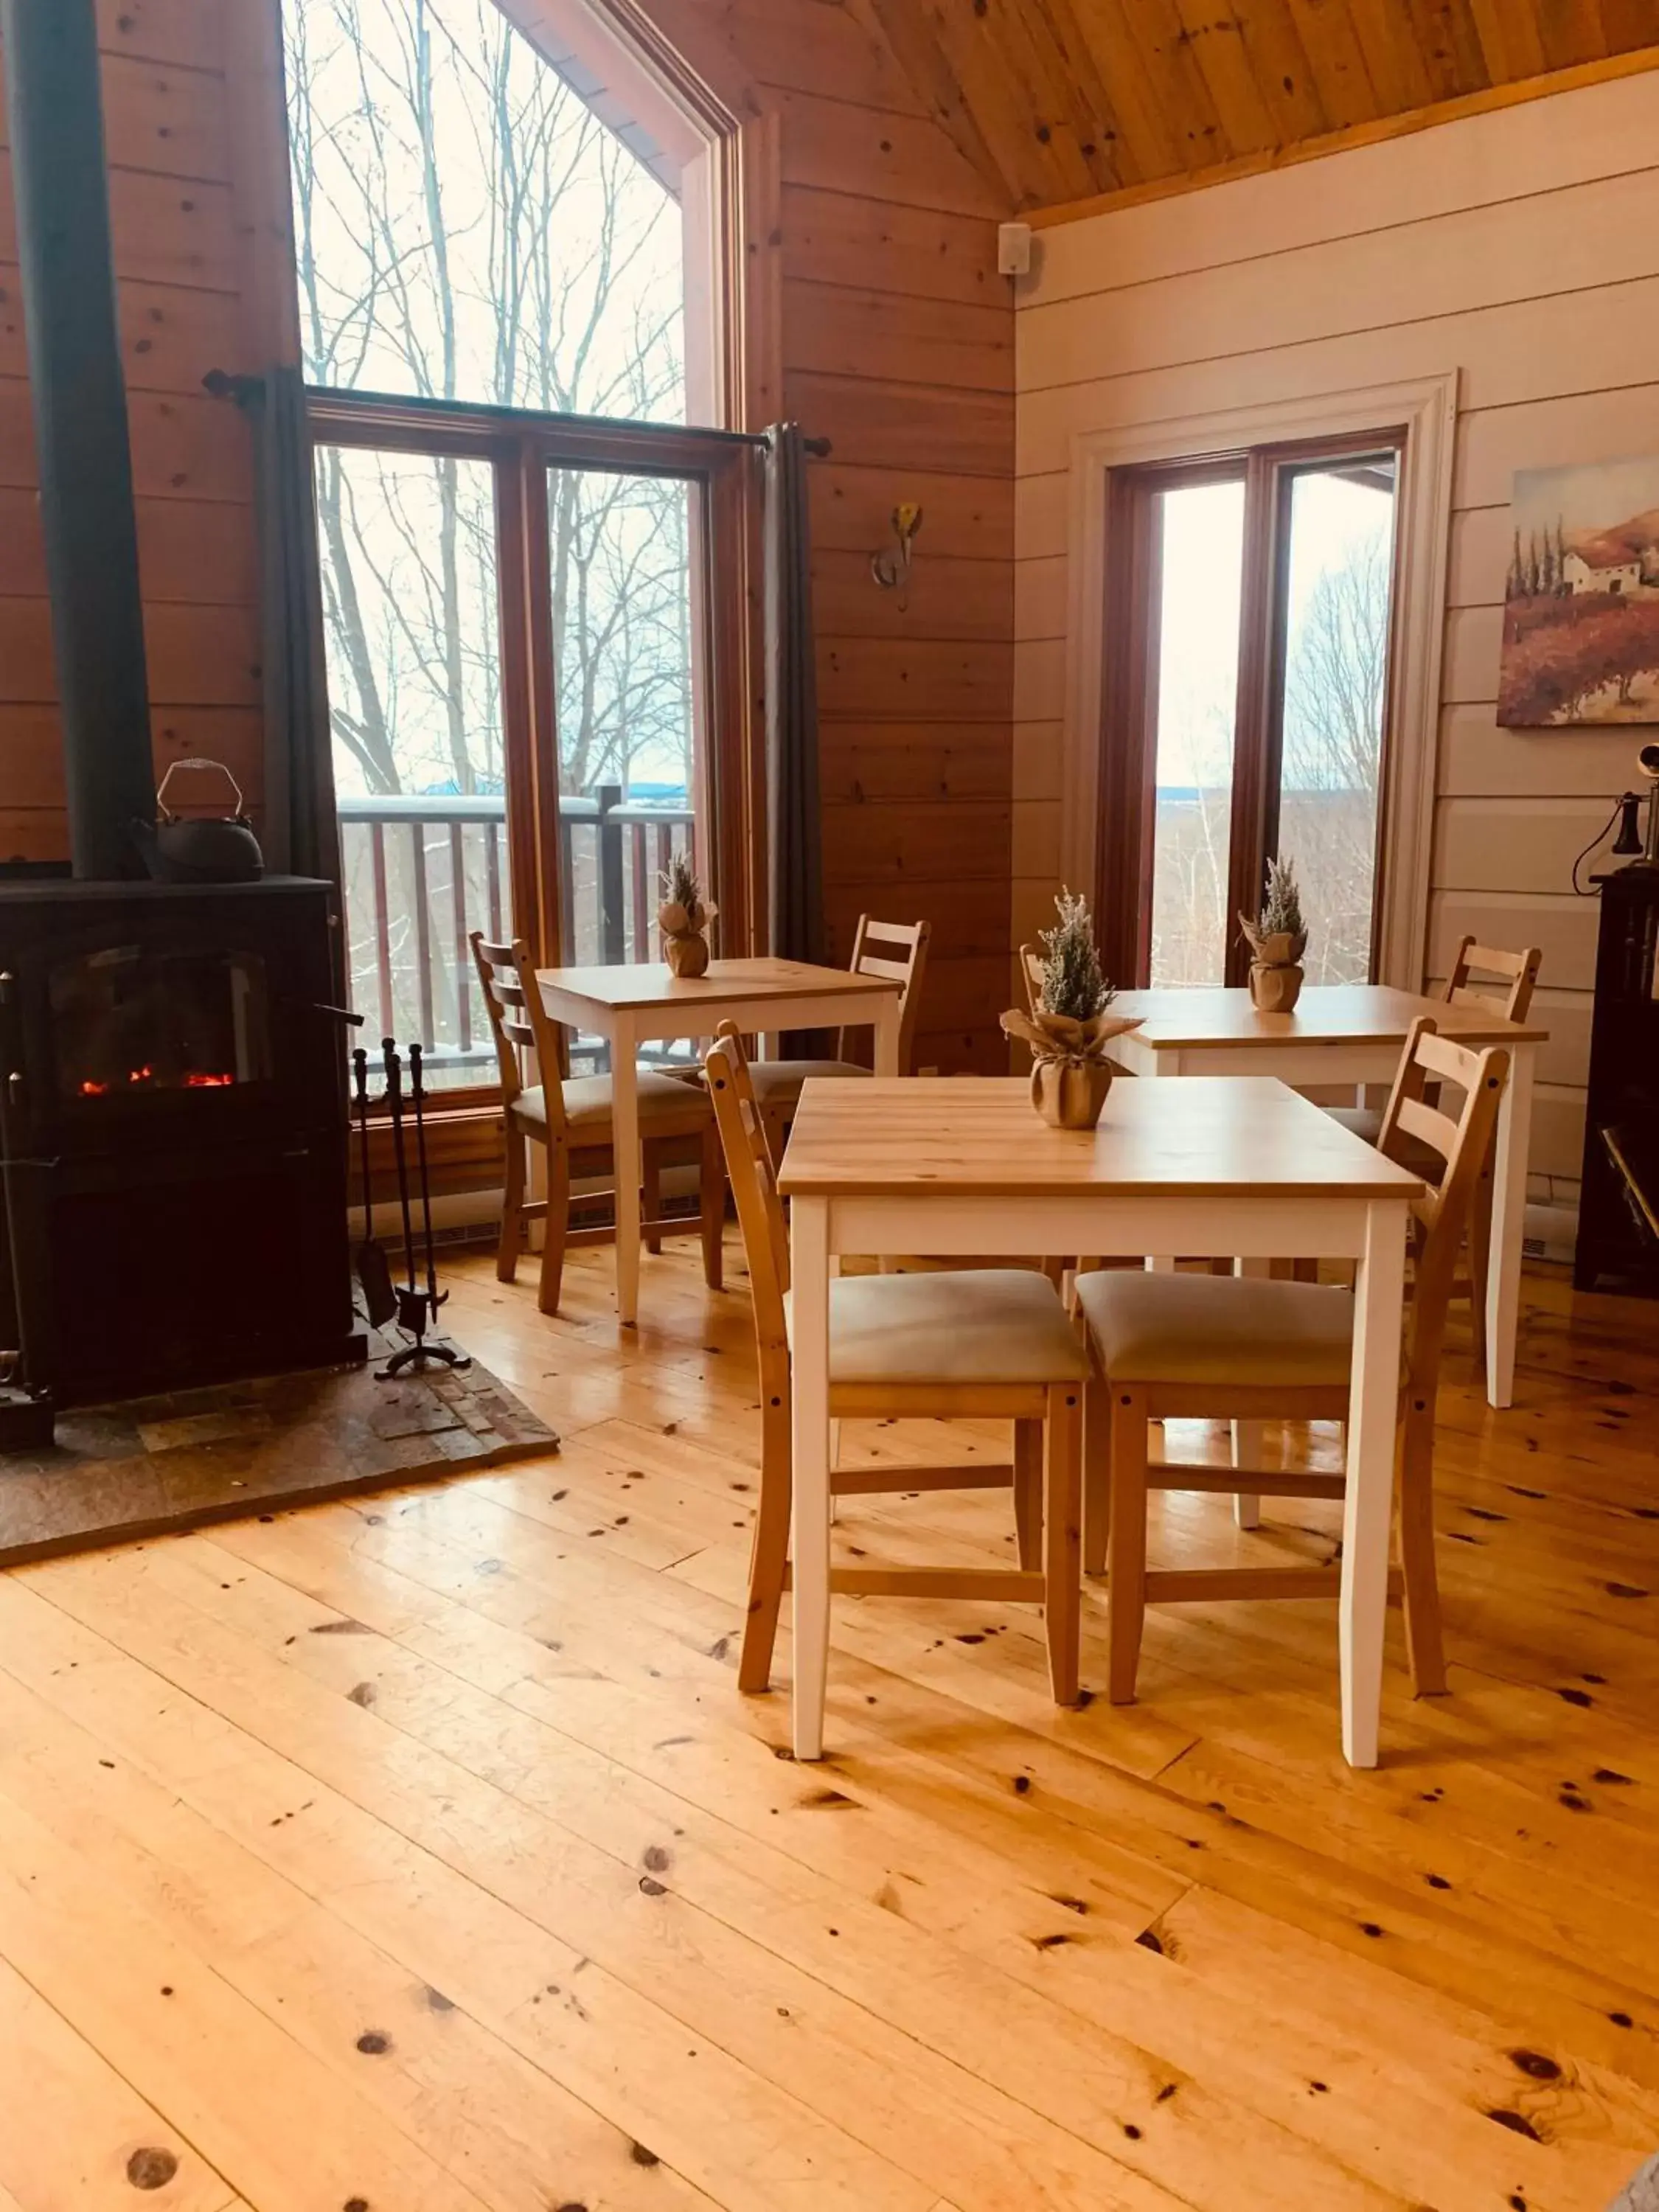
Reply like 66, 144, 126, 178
0, 1458, 170, 1551
0, 1347, 557, 1568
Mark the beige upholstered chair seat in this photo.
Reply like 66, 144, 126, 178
748, 1057, 868, 1099
512, 1069, 709, 1135
1074, 1268, 1362, 1389
787, 1269, 1091, 1388
1326, 1103, 1441, 1179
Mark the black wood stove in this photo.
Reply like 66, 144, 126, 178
0, 880, 358, 1413
0, 0, 359, 1434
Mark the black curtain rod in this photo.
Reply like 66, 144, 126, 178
202, 370, 831, 455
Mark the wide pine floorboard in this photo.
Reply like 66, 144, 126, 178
1, 1235, 1657, 2212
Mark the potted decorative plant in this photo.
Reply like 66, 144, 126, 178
658, 850, 715, 978
1001, 889, 1142, 1129
1239, 856, 1307, 1013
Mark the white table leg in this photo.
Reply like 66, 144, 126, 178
872, 993, 901, 1077
790, 1194, 833, 1760
1340, 1200, 1408, 1769
611, 1019, 641, 1327
1486, 1040, 1533, 1411
1231, 1257, 1267, 1529
1143, 1054, 1177, 1271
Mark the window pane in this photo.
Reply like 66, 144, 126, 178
550, 467, 698, 1067
319, 445, 509, 1092
285, 0, 686, 422
1147, 480, 1246, 987
1276, 462, 1397, 984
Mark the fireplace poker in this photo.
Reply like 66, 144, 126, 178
381, 1037, 417, 1294
408, 1043, 446, 1318
351, 1046, 397, 1327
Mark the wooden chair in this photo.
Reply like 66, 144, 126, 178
1077, 1016, 1508, 1707
743, 917, 930, 1158
1326, 936, 1540, 1367
1018, 941, 1046, 1017
471, 933, 725, 1315
703, 1026, 1090, 1703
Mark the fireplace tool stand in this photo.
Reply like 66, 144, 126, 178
0, 978, 55, 1448
376, 1038, 471, 1380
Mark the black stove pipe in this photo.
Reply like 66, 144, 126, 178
1, 0, 156, 879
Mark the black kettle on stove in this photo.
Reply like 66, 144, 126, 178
131, 758, 265, 883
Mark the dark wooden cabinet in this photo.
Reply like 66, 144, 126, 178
1575, 865, 1659, 1295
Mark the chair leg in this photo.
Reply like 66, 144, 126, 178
1082, 1378, 1110, 1578
698, 1118, 726, 1290
1397, 1399, 1448, 1696
740, 1398, 793, 1694
1012, 1418, 1043, 1571
1468, 1164, 1494, 1374
643, 1139, 664, 1255
496, 1127, 526, 1283
1043, 1384, 1082, 1706
537, 1141, 572, 1317
1107, 1385, 1150, 1704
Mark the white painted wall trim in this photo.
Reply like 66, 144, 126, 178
1059, 369, 1459, 990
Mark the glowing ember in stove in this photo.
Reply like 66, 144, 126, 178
128, 1065, 153, 1085
184, 1071, 235, 1088
79, 1079, 110, 1098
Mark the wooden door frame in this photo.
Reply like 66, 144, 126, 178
307, 393, 761, 979
1062, 373, 1458, 995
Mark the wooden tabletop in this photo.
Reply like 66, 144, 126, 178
535, 956, 900, 1014
777, 1076, 1426, 1200
1108, 982, 1548, 1051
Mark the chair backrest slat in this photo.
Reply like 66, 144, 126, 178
1395, 1093, 1462, 1161
1377, 1015, 1508, 1394
470, 931, 569, 1137
836, 915, 931, 1068
704, 1026, 791, 1395
1018, 942, 1045, 1018
1444, 935, 1541, 1023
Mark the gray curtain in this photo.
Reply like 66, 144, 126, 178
764, 422, 824, 966
240, 366, 341, 896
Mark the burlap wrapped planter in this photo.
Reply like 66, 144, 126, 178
1248, 957, 1304, 1013
1002, 1007, 1144, 1131
1239, 922, 1307, 1015
658, 897, 714, 978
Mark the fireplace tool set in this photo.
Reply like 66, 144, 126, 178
353, 1041, 471, 1379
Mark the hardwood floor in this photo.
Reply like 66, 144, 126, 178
1, 1233, 1657, 2211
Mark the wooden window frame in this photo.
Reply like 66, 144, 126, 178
1062, 375, 1457, 995
1102, 433, 1408, 988
310, 389, 762, 1119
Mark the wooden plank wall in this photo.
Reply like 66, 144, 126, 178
0, 0, 1018, 1074
1014, 67, 1659, 1212
0, 0, 265, 861
709, 4, 1015, 1072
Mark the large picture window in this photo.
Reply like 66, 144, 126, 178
285, 0, 750, 1094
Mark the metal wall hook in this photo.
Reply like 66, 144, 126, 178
872, 503, 922, 595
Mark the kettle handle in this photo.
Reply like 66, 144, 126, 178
156, 757, 245, 822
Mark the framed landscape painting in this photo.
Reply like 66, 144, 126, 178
1498, 456, 1659, 726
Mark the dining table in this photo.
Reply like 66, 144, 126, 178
535, 956, 902, 1324
777, 1073, 1425, 1770
1106, 984, 1546, 1409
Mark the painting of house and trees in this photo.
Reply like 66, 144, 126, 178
1499, 455, 1659, 725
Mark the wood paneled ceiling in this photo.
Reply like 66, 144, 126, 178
855, 0, 1659, 212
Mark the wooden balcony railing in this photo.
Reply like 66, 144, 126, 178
338, 787, 695, 1085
